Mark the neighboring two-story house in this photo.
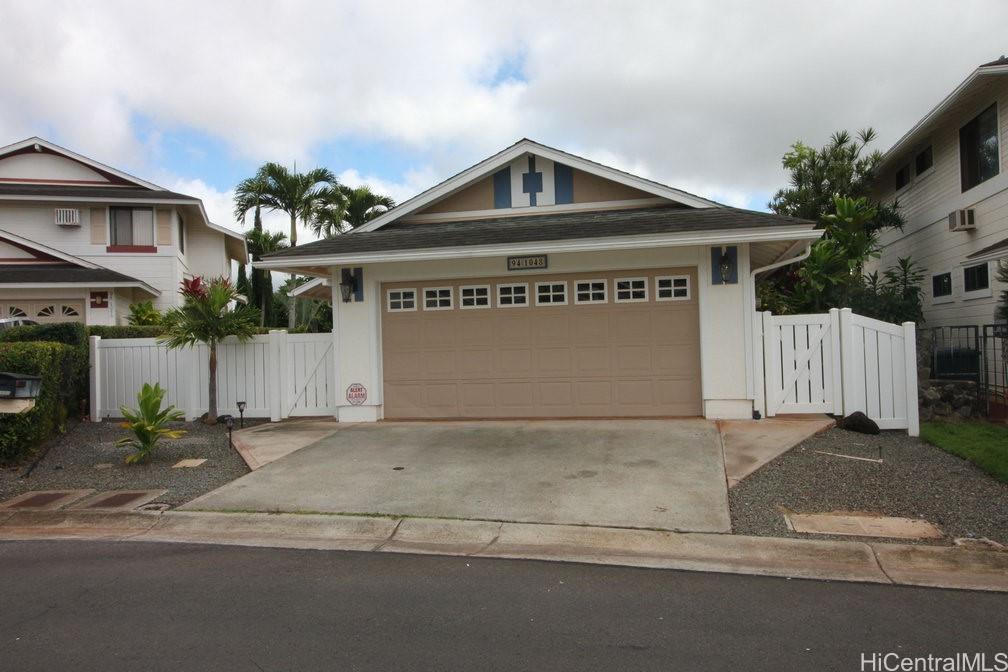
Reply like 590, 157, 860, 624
0, 137, 246, 325
872, 57, 1008, 329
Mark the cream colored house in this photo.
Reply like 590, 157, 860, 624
259, 139, 821, 422
0, 137, 247, 325
872, 57, 1008, 329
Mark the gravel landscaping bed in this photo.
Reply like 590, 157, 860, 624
730, 427, 1008, 546
0, 419, 263, 508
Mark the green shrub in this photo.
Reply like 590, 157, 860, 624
87, 325, 169, 339
117, 383, 185, 464
127, 300, 162, 326
0, 342, 77, 463
0, 322, 87, 348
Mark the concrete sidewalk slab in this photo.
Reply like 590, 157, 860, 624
232, 419, 340, 470
483, 522, 889, 583
720, 416, 834, 487
872, 543, 1008, 592
185, 420, 730, 533
136, 511, 397, 551
0, 511, 159, 540
786, 513, 943, 540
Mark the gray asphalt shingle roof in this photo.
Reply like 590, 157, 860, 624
0, 183, 198, 201
0, 263, 148, 285
264, 206, 814, 260
967, 237, 1008, 259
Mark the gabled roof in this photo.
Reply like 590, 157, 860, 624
0, 229, 158, 294
966, 237, 1008, 264
0, 183, 201, 201
879, 57, 1008, 171
0, 136, 164, 190
354, 139, 721, 233
258, 205, 818, 270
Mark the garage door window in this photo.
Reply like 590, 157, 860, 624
460, 285, 490, 309
497, 283, 528, 307
575, 280, 607, 304
423, 287, 453, 310
535, 281, 567, 306
387, 289, 417, 312
8, 306, 27, 318
656, 276, 690, 301
615, 278, 648, 303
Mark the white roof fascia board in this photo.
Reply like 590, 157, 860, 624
290, 277, 330, 298
0, 137, 164, 190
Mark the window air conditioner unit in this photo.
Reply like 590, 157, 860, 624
54, 207, 80, 226
948, 208, 975, 232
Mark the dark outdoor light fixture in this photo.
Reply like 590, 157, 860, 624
339, 267, 364, 303
225, 414, 234, 449
339, 277, 355, 303
711, 246, 739, 285
236, 401, 246, 428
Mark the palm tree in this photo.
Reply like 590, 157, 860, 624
255, 163, 336, 327
309, 184, 395, 238
160, 277, 261, 424
234, 169, 272, 321
244, 229, 288, 326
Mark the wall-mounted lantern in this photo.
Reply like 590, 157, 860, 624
711, 246, 739, 285
0, 371, 42, 414
339, 267, 364, 303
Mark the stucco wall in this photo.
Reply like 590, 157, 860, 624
327, 244, 754, 421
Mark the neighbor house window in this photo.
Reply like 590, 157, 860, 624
656, 275, 690, 301
535, 281, 567, 305
177, 214, 185, 253
497, 283, 528, 307
964, 263, 989, 294
932, 272, 952, 298
387, 289, 416, 312
109, 206, 155, 248
915, 145, 933, 175
423, 287, 453, 310
460, 285, 490, 309
895, 164, 911, 190
614, 278, 648, 302
574, 280, 607, 304
960, 103, 1000, 192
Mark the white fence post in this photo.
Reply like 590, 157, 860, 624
838, 307, 855, 417
752, 311, 766, 418
89, 335, 101, 422
828, 308, 843, 415
761, 311, 776, 416
268, 329, 284, 422
903, 321, 920, 437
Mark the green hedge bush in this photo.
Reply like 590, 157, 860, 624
0, 322, 88, 348
0, 342, 80, 463
87, 325, 169, 339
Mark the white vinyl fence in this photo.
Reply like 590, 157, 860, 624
756, 307, 919, 435
90, 330, 336, 422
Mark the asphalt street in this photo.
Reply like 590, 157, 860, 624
0, 540, 1005, 671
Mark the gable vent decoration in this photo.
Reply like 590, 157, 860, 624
948, 209, 976, 232
54, 207, 80, 226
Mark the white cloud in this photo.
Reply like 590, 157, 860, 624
1, 1, 1006, 205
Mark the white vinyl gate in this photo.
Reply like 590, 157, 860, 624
756, 308, 919, 436
90, 330, 336, 421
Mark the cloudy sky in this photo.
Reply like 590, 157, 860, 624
1, 0, 1005, 241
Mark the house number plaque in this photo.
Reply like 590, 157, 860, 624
507, 255, 547, 271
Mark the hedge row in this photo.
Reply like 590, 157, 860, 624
0, 342, 83, 463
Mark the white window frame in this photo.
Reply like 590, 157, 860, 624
386, 288, 418, 312
534, 280, 568, 306
574, 279, 608, 305
459, 284, 491, 309
930, 272, 954, 305
655, 275, 690, 302
422, 286, 454, 311
496, 283, 529, 308
614, 277, 649, 303
962, 262, 992, 300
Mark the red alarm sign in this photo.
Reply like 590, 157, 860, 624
345, 383, 367, 405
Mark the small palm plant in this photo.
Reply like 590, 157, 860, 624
117, 383, 185, 464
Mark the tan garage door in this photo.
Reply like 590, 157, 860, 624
381, 267, 701, 419
2, 300, 84, 324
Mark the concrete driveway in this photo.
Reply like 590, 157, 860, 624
183, 420, 730, 532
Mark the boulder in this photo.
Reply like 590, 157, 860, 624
838, 411, 880, 435
932, 402, 953, 417
956, 405, 973, 419
921, 387, 941, 403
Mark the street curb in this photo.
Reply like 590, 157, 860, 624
1, 510, 1005, 592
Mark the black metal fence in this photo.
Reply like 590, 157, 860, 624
930, 326, 981, 381
982, 324, 1008, 420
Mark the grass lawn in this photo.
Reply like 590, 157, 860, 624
921, 421, 1008, 485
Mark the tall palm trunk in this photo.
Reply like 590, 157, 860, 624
253, 202, 267, 327
288, 212, 298, 329
206, 342, 218, 425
